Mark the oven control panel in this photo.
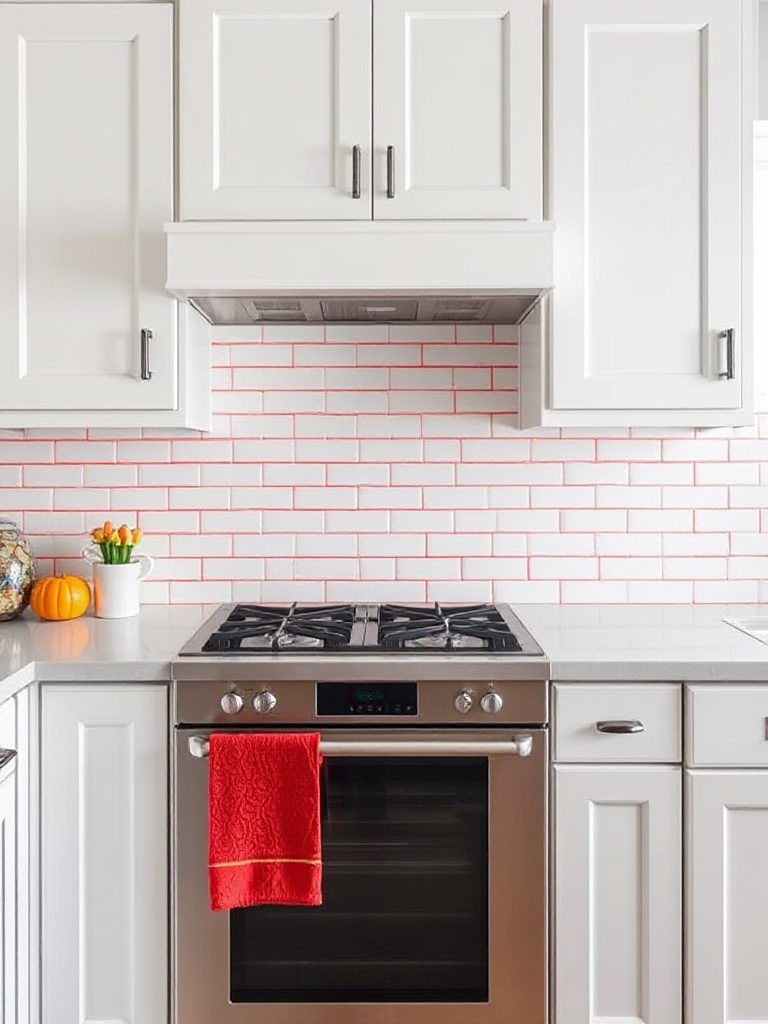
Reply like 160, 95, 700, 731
316, 682, 417, 716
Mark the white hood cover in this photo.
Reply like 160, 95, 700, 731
165, 221, 554, 325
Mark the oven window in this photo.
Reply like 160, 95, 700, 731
229, 756, 489, 1003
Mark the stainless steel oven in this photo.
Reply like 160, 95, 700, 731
172, 670, 549, 1024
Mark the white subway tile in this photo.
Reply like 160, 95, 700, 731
231, 488, 293, 509
140, 581, 170, 604
389, 392, 453, 414
389, 464, 451, 486
529, 534, 594, 556
566, 463, 628, 485
359, 534, 425, 557
663, 439, 729, 461
422, 416, 491, 438
110, 488, 168, 511
202, 464, 261, 486
627, 581, 693, 602
0, 489, 52, 511
57, 441, 114, 463
25, 465, 83, 487
295, 488, 357, 510
493, 325, 519, 342
696, 509, 760, 532
600, 557, 663, 579
230, 415, 294, 438
563, 427, 629, 439
234, 440, 295, 462
530, 557, 598, 579
596, 534, 662, 556
326, 510, 389, 533
397, 558, 461, 580
263, 325, 324, 343
294, 416, 358, 438
730, 533, 768, 555
326, 368, 389, 390
531, 439, 595, 461
296, 440, 359, 462
456, 392, 517, 414
262, 510, 324, 532
456, 325, 493, 341
696, 462, 759, 484
213, 391, 264, 414
562, 510, 626, 532
116, 441, 171, 463
172, 535, 233, 557
453, 369, 492, 390
424, 344, 516, 366
628, 509, 693, 532
493, 580, 559, 602
423, 487, 488, 509
325, 325, 389, 343
492, 534, 529, 556
630, 463, 693, 485
294, 345, 356, 366
360, 440, 422, 462
664, 557, 726, 579
464, 557, 526, 579
226, 344, 291, 366
327, 581, 426, 602
26, 428, 85, 440
170, 581, 232, 603
455, 510, 497, 532
328, 392, 389, 414
462, 438, 531, 462
140, 511, 200, 533
87, 428, 142, 440
234, 367, 324, 391
326, 464, 388, 486
498, 509, 560, 532
694, 580, 758, 602
0, 467, 22, 487
561, 581, 628, 603
424, 440, 462, 461
359, 487, 420, 509
212, 326, 262, 342
390, 368, 452, 390
460, 462, 558, 485
428, 534, 492, 556
389, 325, 454, 342
25, 512, 85, 534
729, 486, 768, 508
357, 345, 421, 366
595, 484, 659, 507
264, 464, 325, 486
199, 510, 261, 532
391, 510, 453, 532
533, 486, 595, 508
153, 558, 203, 581
296, 534, 356, 557
264, 559, 293, 579
428, 581, 494, 603
263, 392, 326, 414
53, 488, 111, 511
204, 558, 265, 580
488, 487, 530, 508
360, 558, 396, 580
170, 488, 229, 510
84, 465, 138, 487
235, 535, 294, 557
662, 533, 728, 556
597, 440, 661, 462
172, 440, 233, 462
728, 556, 768, 578
260, 581, 324, 602
661, 486, 727, 508
295, 558, 357, 580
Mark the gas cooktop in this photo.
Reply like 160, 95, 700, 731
178, 602, 544, 657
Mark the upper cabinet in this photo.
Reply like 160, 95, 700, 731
179, 0, 542, 221
0, 3, 209, 430
521, 0, 753, 428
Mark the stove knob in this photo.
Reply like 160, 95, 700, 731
454, 690, 474, 714
220, 691, 244, 715
253, 689, 277, 715
480, 690, 504, 715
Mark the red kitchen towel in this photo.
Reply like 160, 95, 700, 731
208, 732, 322, 911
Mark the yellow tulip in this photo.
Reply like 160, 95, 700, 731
131, 528, 142, 545
108, 530, 120, 544
118, 524, 130, 545
91, 528, 104, 542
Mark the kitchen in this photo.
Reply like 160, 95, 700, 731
0, 0, 767, 1022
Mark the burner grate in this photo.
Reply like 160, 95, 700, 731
202, 603, 357, 653
377, 603, 523, 652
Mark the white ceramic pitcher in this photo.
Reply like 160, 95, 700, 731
81, 546, 154, 618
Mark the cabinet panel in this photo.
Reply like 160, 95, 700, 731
0, 4, 175, 412
687, 771, 768, 1024
180, 0, 371, 219
0, 765, 16, 1024
41, 685, 168, 1024
549, 0, 748, 413
554, 765, 682, 1024
373, 0, 541, 219
687, 685, 768, 767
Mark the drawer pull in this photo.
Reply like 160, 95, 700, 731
596, 719, 645, 735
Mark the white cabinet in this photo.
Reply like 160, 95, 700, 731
524, 0, 752, 427
0, 756, 17, 1024
687, 771, 768, 1024
553, 766, 682, 1024
0, 4, 209, 430
41, 685, 168, 1024
180, 0, 542, 221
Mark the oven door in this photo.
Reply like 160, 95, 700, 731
173, 727, 547, 1024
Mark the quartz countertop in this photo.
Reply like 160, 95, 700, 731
2, 603, 768, 696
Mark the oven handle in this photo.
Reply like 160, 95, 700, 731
186, 733, 534, 759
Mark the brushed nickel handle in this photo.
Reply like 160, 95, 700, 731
187, 734, 533, 758
596, 720, 645, 735
140, 328, 153, 381
352, 145, 361, 199
718, 328, 735, 380
386, 145, 395, 199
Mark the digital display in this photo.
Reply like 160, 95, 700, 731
316, 682, 418, 716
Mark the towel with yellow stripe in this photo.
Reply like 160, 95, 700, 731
208, 732, 322, 911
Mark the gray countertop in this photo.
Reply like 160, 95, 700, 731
2, 603, 768, 696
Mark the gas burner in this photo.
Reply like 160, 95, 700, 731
202, 603, 358, 653
377, 603, 524, 653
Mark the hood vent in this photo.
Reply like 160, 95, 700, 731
166, 221, 555, 326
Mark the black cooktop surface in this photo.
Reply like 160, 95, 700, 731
178, 602, 544, 656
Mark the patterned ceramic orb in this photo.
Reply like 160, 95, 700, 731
0, 518, 36, 621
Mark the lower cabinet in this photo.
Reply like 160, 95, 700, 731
40, 684, 168, 1024
687, 770, 768, 1024
0, 752, 17, 1024
553, 765, 682, 1024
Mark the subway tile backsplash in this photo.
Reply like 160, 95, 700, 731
3, 324, 768, 604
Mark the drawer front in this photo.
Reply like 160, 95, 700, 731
687, 685, 768, 766
554, 684, 681, 763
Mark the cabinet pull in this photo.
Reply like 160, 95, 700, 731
352, 145, 361, 199
718, 328, 735, 380
140, 328, 153, 381
386, 145, 395, 199
0, 748, 17, 770
596, 719, 645, 734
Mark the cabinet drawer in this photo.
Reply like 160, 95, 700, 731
687, 685, 768, 766
554, 684, 681, 762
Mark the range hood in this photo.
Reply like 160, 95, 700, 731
165, 221, 554, 326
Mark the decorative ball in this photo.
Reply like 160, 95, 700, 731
30, 574, 91, 621
0, 518, 36, 622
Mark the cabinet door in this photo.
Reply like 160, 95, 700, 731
0, 4, 176, 412
0, 764, 17, 1024
549, 0, 749, 414
41, 685, 168, 1024
554, 765, 682, 1024
373, 0, 541, 220
180, 0, 371, 220
687, 771, 768, 1024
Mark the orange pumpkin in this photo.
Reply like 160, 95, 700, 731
30, 574, 91, 621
